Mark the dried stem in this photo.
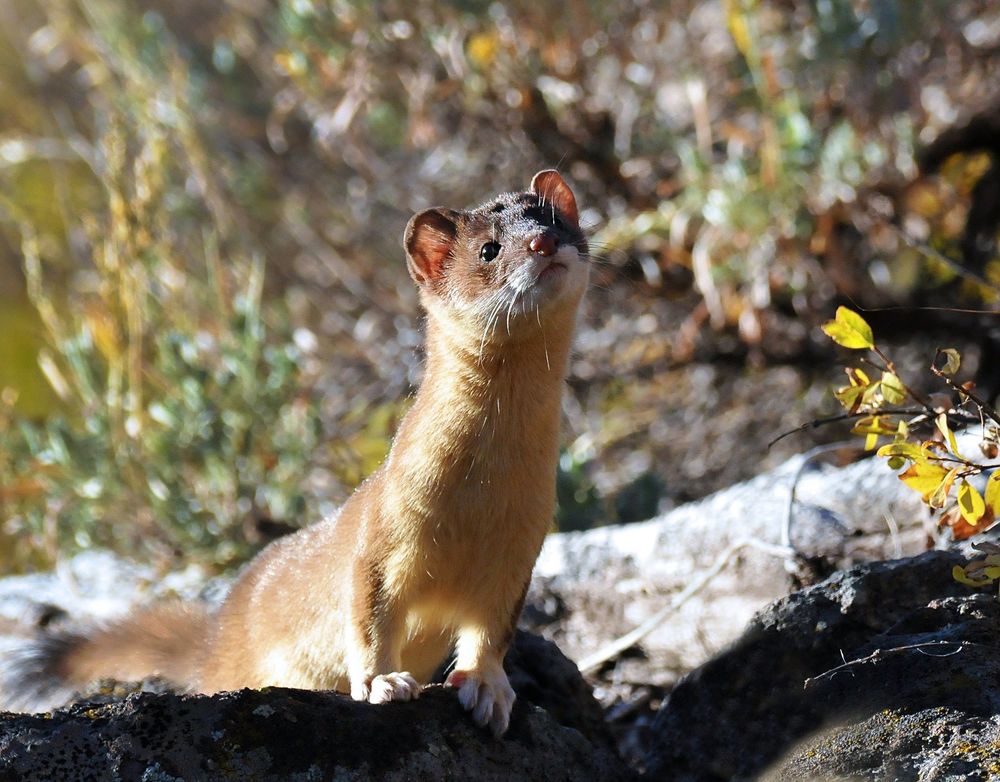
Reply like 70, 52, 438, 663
803, 641, 974, 689
930, 364, 1000, 429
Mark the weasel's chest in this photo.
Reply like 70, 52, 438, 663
393, 478, 554, 604
381, 415, 560, 606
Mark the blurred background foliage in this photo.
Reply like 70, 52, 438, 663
1, 0, 999, 569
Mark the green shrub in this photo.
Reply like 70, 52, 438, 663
0, 3, 324, 570
1, 234, 322, 571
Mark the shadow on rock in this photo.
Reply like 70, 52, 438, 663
646, 550, 1000, 781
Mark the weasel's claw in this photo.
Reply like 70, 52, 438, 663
447, 668, 515, 737
357, 672, 421, 704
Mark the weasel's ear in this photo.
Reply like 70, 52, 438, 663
530, 170, 579, 225
404, 208, 460, 285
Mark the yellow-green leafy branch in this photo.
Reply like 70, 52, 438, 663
820, 306, 1000, 590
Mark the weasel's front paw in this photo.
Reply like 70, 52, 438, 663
351, 672, 421, 704
446, 668, 516, 737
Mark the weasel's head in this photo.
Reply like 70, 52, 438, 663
403, 170, 589, 341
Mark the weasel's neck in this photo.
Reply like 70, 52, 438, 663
426, 305, 574, 399
387, 305, 578, 493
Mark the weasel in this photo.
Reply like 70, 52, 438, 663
2, 170, 589, 737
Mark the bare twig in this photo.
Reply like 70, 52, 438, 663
888, 223, 1000, 298
767, 409, 979, 449
803, 641, 971, 689
576, 538, 796, 674
781, 442, 861, 573
930, 360, 1000, 428
871, 345, 937, 415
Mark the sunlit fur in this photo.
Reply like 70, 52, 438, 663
1, 171, 588, 737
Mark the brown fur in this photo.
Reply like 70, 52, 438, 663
3, 171, 588, 735
58, 601, 210, 686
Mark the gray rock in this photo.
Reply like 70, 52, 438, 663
0, 685, 636, 782
765, 709, 1000, 782
531, 452, 932, 686
503, 630, 615, 752
645, 550, 1000, 781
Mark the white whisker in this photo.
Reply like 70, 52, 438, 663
504, 287, 525, 337
479, 290, 508, 363
538, 304, 551, 371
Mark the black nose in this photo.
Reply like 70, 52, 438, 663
528, 232, 559, 257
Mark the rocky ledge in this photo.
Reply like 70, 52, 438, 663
3, 541, 999, 781
0, 632, 634, 782
0, 687, 640, 782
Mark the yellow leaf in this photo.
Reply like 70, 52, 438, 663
936, 348, 961, 376
821, 307, 875, 350
847, 367, 870, 387
898, 462, 949, 500
952, 564, 990, 587
834, 384, 865, 413
936, 414, 962, 457
877, 442, 925, 461
864, 432, 878, 451
922, 439, 948, 455
958, 481, 986, 525
880, 372, 905, 405
929, 468, 958, 509
852, 416, 896, 436
985, 472, 1000, 516
861, 383, 882, 407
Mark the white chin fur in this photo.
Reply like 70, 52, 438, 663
444, 246, 588, 332
515, 249, 586, 313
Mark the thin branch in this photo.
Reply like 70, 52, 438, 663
871, 345, 936, 414
782, 443, 861, 568
887, 222, 1000, 298
576, 538, 796, 674
849, 303, 1000, 316
803, 641, 972, 689
859, 355, 889, 374
930, 363, 1000, 429
767, 409, 979, 449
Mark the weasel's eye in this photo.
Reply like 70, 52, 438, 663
479, 241, 501, 263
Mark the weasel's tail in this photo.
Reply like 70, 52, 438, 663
1, 600, 210, 713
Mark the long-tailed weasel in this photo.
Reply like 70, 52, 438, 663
2, 170, 589, 737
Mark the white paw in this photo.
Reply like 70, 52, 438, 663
447, 668, 516, 737
359, 671, 421, 704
